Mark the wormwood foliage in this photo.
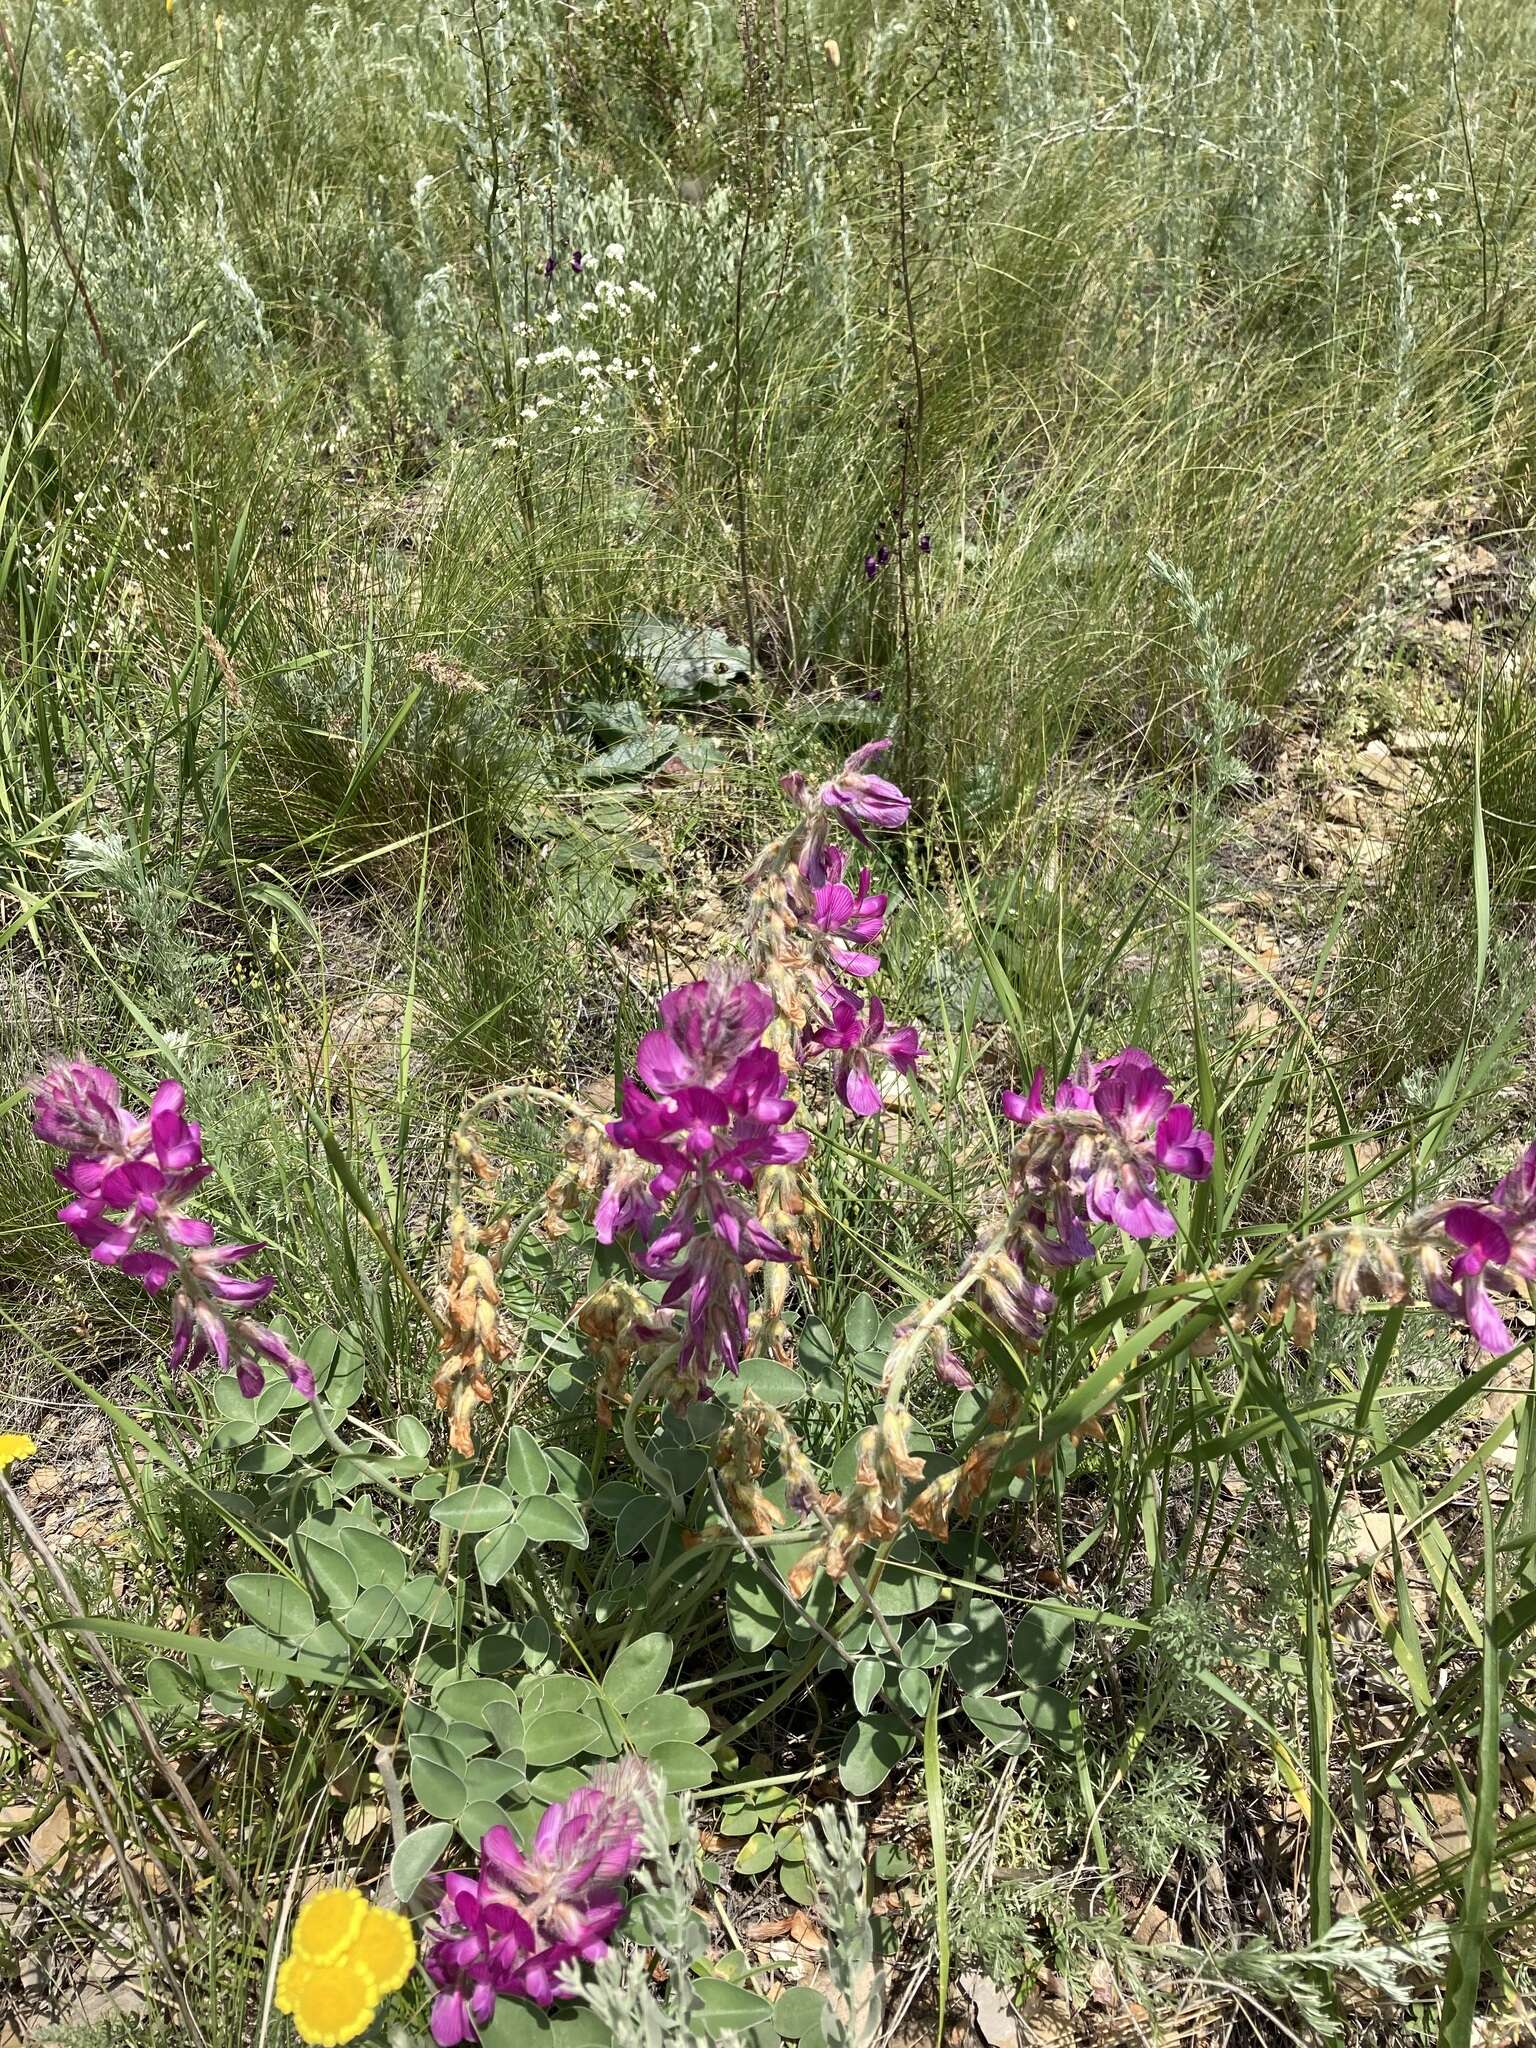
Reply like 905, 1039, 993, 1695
6, 0, 1536, 2043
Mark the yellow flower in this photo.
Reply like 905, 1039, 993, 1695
348, 1905, 416, 1996
276, 1888, 416, 2045
292, 1888, 369, 1965
275, 1955, 377, 2047
0, 1435, 36, 1473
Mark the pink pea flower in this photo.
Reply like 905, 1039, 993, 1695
423, 1763, 652, 2041
805, 993, 922, 1117
1003, 1047, 1213, 1243
31, 1063, 314, 1402
808, 846, 888, 977
816, 739, 911, 839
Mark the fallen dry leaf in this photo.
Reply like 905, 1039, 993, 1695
959, 1968, 1019, 2048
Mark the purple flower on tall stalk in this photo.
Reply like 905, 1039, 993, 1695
600, 977, 810, 1384
1423, 1143, 1536, 1353
807, 847, 887, 978
31, 1063, 314, 1401
805, 993, 921, 1117
817, 739, 911, 837
1003, 1047, 1214, 1243
422, 1763, 651, 2042
571, 248, 584, 274
863, 554, 880, 581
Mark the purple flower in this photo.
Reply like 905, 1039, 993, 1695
935, 1345, 975, 1390
917, 530, 932, 554
543, 254, 557, 277
31, 1063, 313, 1404
808, 847, 887, 977
600, 978, 809, 1385
571, 249, 584, 273
973, 1248, 1057, 1346
805, 993, 921, 1117
876, 544, 890, 567
423, 1763, 652, 2040
633, 978, 777, 1094
1004, 1048, 1213, 1243
1419, 1145, 1536, 1353
817, 740, 911, 838
864, 554, 880, 581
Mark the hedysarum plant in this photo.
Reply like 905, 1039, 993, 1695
31, 1062, 314, 1400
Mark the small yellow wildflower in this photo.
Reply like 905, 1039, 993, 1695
348, 1905, 416, 1995
275, 1955, 377, 2047
0, 1434, 37, 1474
292, 1888, 370, 1965
276, 1888, 416, 2046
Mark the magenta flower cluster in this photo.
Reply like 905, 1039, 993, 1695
31, 1062, 314, 1401
600, 977, 810, 1382
595, 743, 922, 1385
793, 741, 922, 1118
422, 1763, 648, 2043
976, 1048, 1215, 1341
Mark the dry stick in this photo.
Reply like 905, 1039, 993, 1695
730, 204, 758, 675
0, 1470, 262, 1916
0, 1582, 207, 2045
892, 157, 925, 744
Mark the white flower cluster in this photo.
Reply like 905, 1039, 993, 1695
496, 248, 709, 440
1390, 182, 1443, 229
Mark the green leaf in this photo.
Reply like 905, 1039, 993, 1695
903, 1620, 970, 1669
773, 1987, 828, 2041
476, 1520, 529, 1586
480, 1999, 612, 2045
391, 1821, 453, 1906
431, 1485, 516, 1534
961, 1691, 1031, 1754
234, 1441, 293, 1477
437, 1679, 521, 1731
515, 1496, 589, 1549
544, 1447, 594, 1504
145, 1656, 201, 1717
694, 1976, 775, 2037
615, 1494, 671, 1555
345, 1585, 412, 1647
1018, 1686, 1077, 1748
845, 1295, 880, 1352
298, 1539, 361, 1615
733, 1833, 778, 1877
625, 1692, 710, 1753
523, 1711, 602, 1768
591, 1481, 643, 1519
463, 1757, 528, 1806
725, 1562, 784, 1652
338, 1527, 408, 1590
1013, 1606, 1076, 1690
483, 1701, 526, 1755
227, 1574, 316, 1643
521, 1675, 595, 1717
896, 1666, 931, 1717
780, 1863, 815, 1906
947, 1601, 1010, 1692
409, 1753, 467, 1822
838, 1714, 912, 1796
852, 1661, 885, 1714
649, 1739, 715, 1792
603, 1633, 672, 1714
504, 1426, 552, 1500
724, 1359, 808, 1408
396, 1416, 432, 1458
